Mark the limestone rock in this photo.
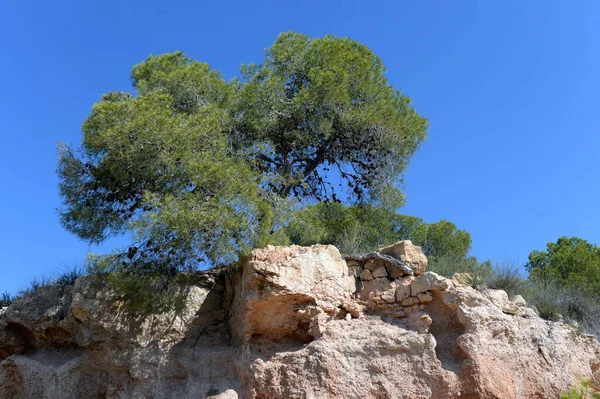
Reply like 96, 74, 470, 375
230, 245, 351, 344
345, 251, 414, 278
0, 272, 236, 398
395, 277, 413, 302
417, 292, 433, 303
364, 258, 381, 272
207, 389, 238, 399
372, 266, 388, 279
1, 243, 599, 399
451, 272, 473, 285
347, 264, 363, 277
379, 240, 428, 275
360, 268, 373, 281
511, 294, 527, 307
401, 297, 419, 307
346, 276, 357, 293
482, 289, 520, 315
411, 271, 448, 296
381, 289, 396, 304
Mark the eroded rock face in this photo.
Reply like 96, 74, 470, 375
229, 245, 353, 345
1, 242, 599, 399
0, 273, 237, 398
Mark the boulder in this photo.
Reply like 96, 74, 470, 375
378, 240, 428, 275
395, 277, 413, 302
229, 245, 351, 344
411, 271, 448, 296
360, 268, 374, 281
482, 289, 520, 315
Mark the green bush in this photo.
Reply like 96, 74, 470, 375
523, 280, 600, 336
561, 375, 600, 399
55, 265, 85, 286
526, 284, 562, 321
284, 203, 425, 253
487, 259, 525, 296
285, 203, 476, 264
87, 254, 193, 314
0, 291, 12, 308
527, 236, 600, 298
18, 275, 55, 297
427, 254, 493, 288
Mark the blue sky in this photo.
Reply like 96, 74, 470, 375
1, 1, 599, 294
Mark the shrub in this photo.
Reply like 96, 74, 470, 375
87, 254, 193, 314
561, 374, 600, 399
526, 284, 562, 321
427, 254, 493, 288
0, 291, 12, 307
523, 280, 600, 337
487, 259, 525, 296
12, 265, 86, 299
55, 264, 85, 286
18, 275, 55, 297
336, 222, 366, 255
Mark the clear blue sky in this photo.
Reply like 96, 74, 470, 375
2, 1, 599, 294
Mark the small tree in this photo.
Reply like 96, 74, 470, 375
526, 236, 600, 296
410, 219, 472, 263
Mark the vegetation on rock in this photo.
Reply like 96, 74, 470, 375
527, 236, 600, 297
39, 32, 600, 330
57, 32, 427, 297
0, 292, 11, 308
282, 202, 489, 272
561, 373, 600, 399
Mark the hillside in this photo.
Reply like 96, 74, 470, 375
1, 241, 599, 398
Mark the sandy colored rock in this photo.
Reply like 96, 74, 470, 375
417, 292, 434, 303
360, 268, 373, 281
207, 389, 238, 399
347, 264, 363, 277
411, 271, 448, 296
379, 240, 428, 275
364, 258, 380, 271
372, 265, 388, 278
381, 289, 396, 304
401, 297, 419, 307
451, 272, 473, 285
1, 243, 599, 399
482, 288, 520, 315
0, 272, 237, 398
511, 294, 527, 307
346, 276, 357, 293
230, 244, 351, 344
395, 277, 413, 302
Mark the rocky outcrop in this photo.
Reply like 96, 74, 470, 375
1, 241, 599, 398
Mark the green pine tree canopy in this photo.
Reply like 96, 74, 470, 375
58, 32, 428, 276
526, 236, 600, 296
